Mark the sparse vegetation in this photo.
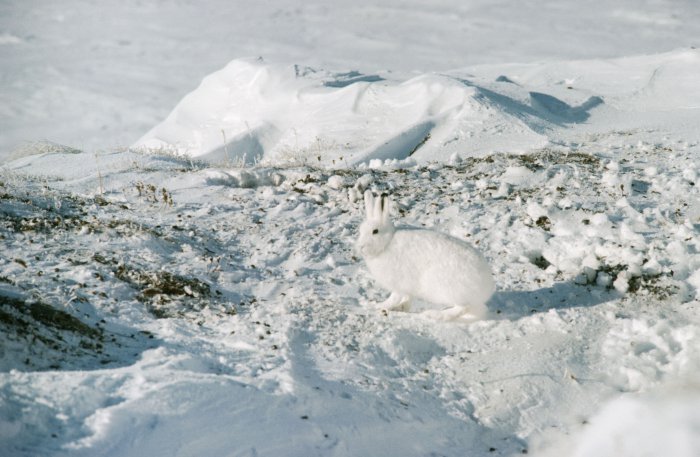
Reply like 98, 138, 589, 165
0, 291, 143, 370
114, 263, 212, 318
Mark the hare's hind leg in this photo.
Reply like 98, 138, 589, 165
376, 292, 411, 311
422, 305, 484, 322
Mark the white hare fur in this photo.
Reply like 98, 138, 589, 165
357, 191, 495, 320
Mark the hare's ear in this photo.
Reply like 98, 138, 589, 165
373, 191, 384, 221
364, 191, 374, 217
380, 194, 391, 224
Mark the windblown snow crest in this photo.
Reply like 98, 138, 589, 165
132, 50, 700, 169
132, 58, 567, 166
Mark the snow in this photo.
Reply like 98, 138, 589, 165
2, 1, 700, 456
542, 387, 700, 457
132, 58, 546, 166
3, 0, 700, 157
132, 50, 700, 168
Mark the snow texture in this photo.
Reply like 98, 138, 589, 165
2, 1, 700, 457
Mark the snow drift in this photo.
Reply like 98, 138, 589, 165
133, 49, 700, 168
541, 386, 700, 457
132, 58, 574, 166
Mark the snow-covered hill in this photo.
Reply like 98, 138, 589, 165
133, 50, 700, 168
2, 2, 700, 456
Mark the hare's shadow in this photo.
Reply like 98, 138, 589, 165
488, 280, 619, 319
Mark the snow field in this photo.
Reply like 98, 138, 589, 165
1, 139, 699, 455
3, 0, 700, 454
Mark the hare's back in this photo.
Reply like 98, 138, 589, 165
392, 229, 494, 305
393, 229, 486, 265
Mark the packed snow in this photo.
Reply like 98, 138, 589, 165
2, 1, 700, 456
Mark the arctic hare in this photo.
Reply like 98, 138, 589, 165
356, 191, 495, 320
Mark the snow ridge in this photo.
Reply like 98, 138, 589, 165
133, 50, 700, 171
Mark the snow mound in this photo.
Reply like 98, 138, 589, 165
542, 387, 700, 457
132, 58, 556, 166
133, 50, 700, 168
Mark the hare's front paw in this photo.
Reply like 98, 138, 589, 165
376, 292, 411, 312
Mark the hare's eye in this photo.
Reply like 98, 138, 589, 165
372, 229, 379, 235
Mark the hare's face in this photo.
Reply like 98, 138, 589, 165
358, 191, 395, 258
356, 218, 395, 258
